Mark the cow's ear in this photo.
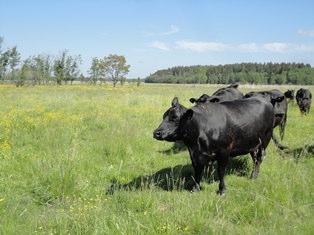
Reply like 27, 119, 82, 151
189, 98, 197, 103
209, 97, 220, 103
184, 109, 194, 120
229, 84, 239, 89
199, 95, 210, 103
244, 93, 251, 98
172, 97, 179, 107
271, 96, 284, 105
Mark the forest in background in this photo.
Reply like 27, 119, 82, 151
145, 63, 314, 85
1, 37, 313, 86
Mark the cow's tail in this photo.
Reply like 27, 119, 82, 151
279, 113, 287, 140
272, 134, 288, 150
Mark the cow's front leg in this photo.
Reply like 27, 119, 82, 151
217, 154, 229, 195
189, 149, 208, 192
191, 161, 205, 192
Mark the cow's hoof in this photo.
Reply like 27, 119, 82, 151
250, 172, 259, 179
250, 174, 258, 179
216, 189, 225, 196
190, 185, 200, 193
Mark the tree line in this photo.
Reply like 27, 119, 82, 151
145, 63, 314, 85
1, 37, 313, 86
0, 37, 130, 86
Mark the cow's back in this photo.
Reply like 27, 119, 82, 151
222, 98, 274, 154
183, 98, 274, 157
212, 87, 243, 102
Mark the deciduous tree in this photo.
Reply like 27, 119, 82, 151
101, 54, 130, 87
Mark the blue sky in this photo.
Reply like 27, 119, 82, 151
1, 0, 314, 77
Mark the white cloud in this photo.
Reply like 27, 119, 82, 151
297, 29, 314, 37
148, 40, 314, 53
143, 25, 180, 37
294, 44, 314, 52
176, 41, 228, 52
262, 42, 314, 53
262, 42, 291, 52
161, 25, 180, 35
237, 43, 259, 52
150, 41, 170, 51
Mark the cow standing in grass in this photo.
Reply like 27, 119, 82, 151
244, 90, 288, 150
296, 88, 312, 115
153, 97, 278, 195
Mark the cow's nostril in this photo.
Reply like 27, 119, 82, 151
154, 131, 162, 138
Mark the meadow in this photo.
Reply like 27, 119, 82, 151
0, 84, 313, 234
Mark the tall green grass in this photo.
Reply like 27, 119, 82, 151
0, 84, 313, 234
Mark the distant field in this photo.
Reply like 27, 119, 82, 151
0, 84, 313, 234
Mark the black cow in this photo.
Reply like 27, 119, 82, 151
153, 97, 276, 195
284, 89, 295, 102
244, 90, 287, 149
296, 88, 312, 114
190, 84, 243, 104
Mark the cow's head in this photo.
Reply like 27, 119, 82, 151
153, 97, 187, 142
296, 88, 305, 98
284, 89, 294, 99
268, 92, 284, 104
296, 89, 311, 105
244, 91, 286, 117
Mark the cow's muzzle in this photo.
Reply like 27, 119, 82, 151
153, 130, 164, 140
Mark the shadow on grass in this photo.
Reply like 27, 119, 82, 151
107, 156, 251, 194
279, 144, 314, 160
159, 141, 187, 155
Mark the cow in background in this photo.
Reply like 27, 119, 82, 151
190, 84, 243, 104
296, 88, 312, 114
244, 90, 287, 150
284, 89, 295, 103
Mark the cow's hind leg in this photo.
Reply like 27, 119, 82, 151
216, 153, 229, 195
250, 147, 264, 179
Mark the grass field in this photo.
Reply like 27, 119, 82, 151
0, 84, 313, 234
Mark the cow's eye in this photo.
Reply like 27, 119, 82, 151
170, 114, 178, 121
